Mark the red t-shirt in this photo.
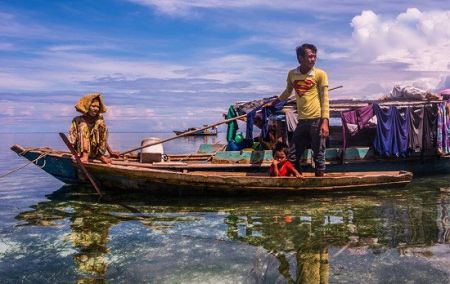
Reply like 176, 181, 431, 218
270, 160, 297, 176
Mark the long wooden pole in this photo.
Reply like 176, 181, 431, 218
121, 85, 343, 155
121, 113, 247, 155
59, 133, 103, 197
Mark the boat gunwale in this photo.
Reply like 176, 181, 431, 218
11, 144, 413, 191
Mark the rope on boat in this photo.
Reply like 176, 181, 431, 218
0, 152, 48, 179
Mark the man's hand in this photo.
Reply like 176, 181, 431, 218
319, 119, 329, 138
263, 102, 273, 108
109, 152, 121, 159
263, 98, 279, 108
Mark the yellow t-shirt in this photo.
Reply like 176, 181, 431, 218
278, 67, 329, 120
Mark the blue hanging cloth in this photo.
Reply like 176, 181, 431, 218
245, 99, 286, 140
372, 104, 409, 157
245, 109, 257, 140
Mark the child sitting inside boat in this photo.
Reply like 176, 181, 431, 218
270, 142, 303, 178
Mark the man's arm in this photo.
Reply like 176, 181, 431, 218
319, 71, 329, 137
266, 71, 293, 107
106, 143, 120, 158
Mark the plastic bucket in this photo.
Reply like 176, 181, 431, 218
140, 137, 164, 163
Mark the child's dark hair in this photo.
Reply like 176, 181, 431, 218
272, 142, 289, 156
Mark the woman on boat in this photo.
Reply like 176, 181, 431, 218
68, 92, 119, 164
270, 142, 303, 178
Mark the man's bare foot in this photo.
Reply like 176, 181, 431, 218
80, 152, 89, 163
99, 155, 112, 164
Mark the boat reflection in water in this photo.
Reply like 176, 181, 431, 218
15, 183, 450, 283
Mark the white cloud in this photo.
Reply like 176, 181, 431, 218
0, 73, 48, 90
128, 0, 450, 16
435, 75, 450, 91
0, 42, 14, 50
47, 44, 117, 52
350, 8, 450, 72
0, 12, 53, 39
0, 51, 188, 91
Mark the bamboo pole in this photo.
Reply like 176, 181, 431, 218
121, 114, 247, 155
59, 133, 103, 197
121, 85, 343, 155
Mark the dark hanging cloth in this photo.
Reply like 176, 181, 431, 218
422, 105, 438, 150
226, 105, 238, 142
407, 106, 424, 153
372, 104, 409, 157
340, 104, 374, 149
260, 107, 270, 140
245, 109, 257, 140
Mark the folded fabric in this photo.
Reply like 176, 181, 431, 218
284, 109, 298, 132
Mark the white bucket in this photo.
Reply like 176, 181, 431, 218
140, 137, 164, 163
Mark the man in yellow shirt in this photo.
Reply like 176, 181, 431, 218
269, 43, 329, 177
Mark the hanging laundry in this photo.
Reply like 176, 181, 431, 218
284, 109, 298, 132
407, 107, 424, 153
226, 105, 238, 142
372, 104, 409, 157
260, 107, 270, 140
340, 104, 375, 149
245, 99, 286, 140
245, 109, 258, 140
422, 105, 438, 150
437, 102, 450, 155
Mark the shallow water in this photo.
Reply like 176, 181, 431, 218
1, 133, 450, 283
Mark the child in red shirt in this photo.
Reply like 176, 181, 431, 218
270, 143, 303, 178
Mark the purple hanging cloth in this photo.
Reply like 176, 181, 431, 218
437, 101, 450, 154
340, 104, 374, 149
372, 104, 409, 157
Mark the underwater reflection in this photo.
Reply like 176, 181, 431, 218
15, 185, 450, 283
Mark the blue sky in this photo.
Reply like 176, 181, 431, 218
1, 0, 449, 133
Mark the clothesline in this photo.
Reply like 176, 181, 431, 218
329, 100, 443, 111
341, 102, 450, 158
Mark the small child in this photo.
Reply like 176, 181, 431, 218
270, 143, 303, 178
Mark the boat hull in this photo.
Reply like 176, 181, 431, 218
11, 145, 412, 195
88, 164, 412, 194
211, 148, 450, 176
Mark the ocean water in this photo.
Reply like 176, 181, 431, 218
1, 133, 450, 283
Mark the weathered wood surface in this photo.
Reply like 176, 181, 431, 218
11, 145, 450, 176
85, 162, 412, 193
11, 144, 413, 194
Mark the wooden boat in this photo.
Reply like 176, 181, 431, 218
207, 146, 450, 175
231, 97, 450, 175
173, 126, 218, 136
11, 145, 412, 194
